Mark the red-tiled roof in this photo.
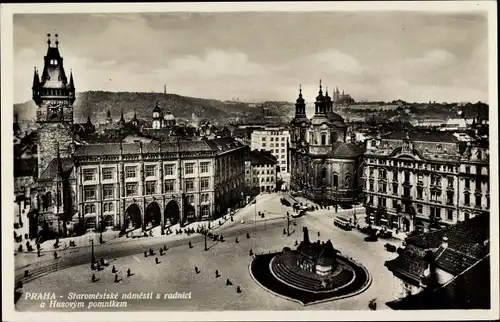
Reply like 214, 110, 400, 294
387, 255, 490, 310
385, 245, 429, 285
387, 215, 489, 281
406, 214, 489, 259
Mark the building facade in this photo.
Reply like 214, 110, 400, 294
73, 138, 246, 233
363, 131, 489, 233
289, 83, 365, 205
246, 150, 278, 194
27, 35, 245, 238
250, 125, 290, 173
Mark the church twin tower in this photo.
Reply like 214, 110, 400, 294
32, 34, 75, 177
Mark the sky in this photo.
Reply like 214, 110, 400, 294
13, 11, 489, 104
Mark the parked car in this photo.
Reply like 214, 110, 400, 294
384, 243, 397, 252
377, 230, 393, 239
364, 234, 378, 242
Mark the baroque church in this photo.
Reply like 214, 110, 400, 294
289, 82, 365, 206
28, 34, 246, 239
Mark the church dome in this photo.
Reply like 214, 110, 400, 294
164, 111, 175, 121
329, 141, 365, 159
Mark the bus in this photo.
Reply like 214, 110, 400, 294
334, 216, 352, 231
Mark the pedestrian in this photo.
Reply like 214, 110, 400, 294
235, 237, 239, 243
155, 257, 159, 264
37, 249, 41, 257
236, 286, 242, 293
114, 273, 119, 283
195, 266, 199, 274
249, 249, 253, 256
215, 270, 219, 278
112, 265, 116, 273
96, 262, 101, 271
226, 278, 232, 286
53, 251, 57, 259
127, 268, 131, 277
149, 248, 153, 256
159, 248, 163, 256
91, 262, 95, 270
246, 233, 250, 239
318, 231, 320, 237
294, 240, 298, 246
188, 241, 192, 248
163, 244, 167, 251
92, 274, 96, 283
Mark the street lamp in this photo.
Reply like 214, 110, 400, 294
91, 238, 95, 264
286, 211, 290, 236
204, 221, 208, 251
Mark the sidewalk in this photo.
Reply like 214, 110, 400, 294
14, 199, 258, 268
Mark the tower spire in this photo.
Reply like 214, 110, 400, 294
69, 69, 74, 88
319, 79, 323, 93
119, 108, 125, 125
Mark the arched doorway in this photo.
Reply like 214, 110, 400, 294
104, 215, 114, 229
86, 217, 96, 231
185, 204, 196, 223
165, 200, 180, 226
201, 206, 210, 220
125, 204, 142, 230
145, 202, 161, 229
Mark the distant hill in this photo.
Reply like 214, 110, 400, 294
14, 91, 295, 125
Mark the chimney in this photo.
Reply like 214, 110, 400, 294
302, 227, 310, 244
441, 236, 448, 249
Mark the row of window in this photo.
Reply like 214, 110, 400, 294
368, 196, 455, 220
367, 187, 484, 207
261, 132, 286, 139
84, 202, 114, 214
369, 169, 483, 191
253, 170, 275, 175
84, 178, 212, 200
367, 158, 488, 175
83, 162, 212, 182
253, 177, 275, 183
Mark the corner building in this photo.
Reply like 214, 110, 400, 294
289, 83, 364, 205
363, 131, 490, 233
